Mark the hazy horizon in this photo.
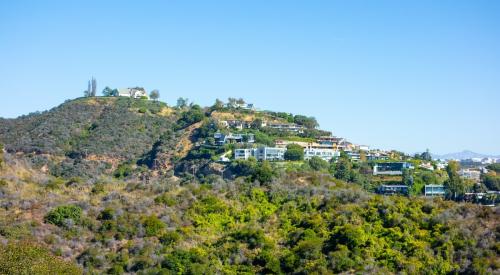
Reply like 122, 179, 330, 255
1, 1, 499, 155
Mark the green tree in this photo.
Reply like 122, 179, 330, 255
91, 77, 97, 96
421, 149, 432, 161
149, 89, 160, 101
308, 156, 329, 171
293, 115, 318, 129
251, 118, 263, 129
254, 131, 274, 146
284, 144, 304, 161
102, 86, 113, 96
178, 105, 205, 128
102, 86, 117, 96
482, 173, 500, 191
227, 97, 237, 107
335, 152, 352, 182
486, 163, 500, 173
253, 160, 275, 184
176, 97, 189, 108
84, 79, 91, 97
213, 99, 224, 110
444, 160, 467, 200
402, 168, 413, 186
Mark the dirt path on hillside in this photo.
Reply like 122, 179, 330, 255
147, 122, 203, 173
174, 121, 203, 159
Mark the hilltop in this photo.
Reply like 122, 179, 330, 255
0, 96, 332, 181
0, 97, 181, 178
0, 96, 498, 274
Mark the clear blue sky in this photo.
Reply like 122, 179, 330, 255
1, 1, 499, 155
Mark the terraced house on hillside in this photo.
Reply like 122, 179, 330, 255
214, 132, 255, 146
303, 148, 340, 162
117, 87, 148, 99
234, 147, 287, 161
373, 162, 413, 175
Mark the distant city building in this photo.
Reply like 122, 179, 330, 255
436, 162, 447, 170
459, 169, 481, 182
373, 162, 413, 176
481, 158, 497, 165
304, 148, 340, 162
424, 185, 445, 196
117, 87, 148, 99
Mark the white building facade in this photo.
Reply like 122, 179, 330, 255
459, 169, 481, 182
234, 149, 254, 160
304, 148, 339, 162
234, 147, 287, 161
117, 88, 148, 99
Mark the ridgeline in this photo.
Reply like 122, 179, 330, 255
0, 97, 498, 274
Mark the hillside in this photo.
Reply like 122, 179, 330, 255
0, 97, 181, 179
0, 97, 499, 274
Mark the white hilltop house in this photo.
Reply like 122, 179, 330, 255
117, 87, 148, 99
304, 148, 340, 162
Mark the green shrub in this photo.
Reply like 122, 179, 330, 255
177, 105, 205, 128
91, 183, 105, 194
308, 156, 329, 171
0, 179, 7, 188
284, 144, 304, 161
253, 160, 275, 184
161, 249, 209, 273
231, 227, 266, 249
108, 264, 124, 274
0, 143, 3, 167
160, 231, 181, 246
254, 131, 275, 146
0, 242, 81, 274
66, 177, 83, 187
44, 205, 82, 227
98, 208, 115, 220
46, 177, 65, 189
114, 163, 134, 179
143, 215, 165, 237
154, 194, 176, 206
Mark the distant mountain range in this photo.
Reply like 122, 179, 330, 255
431, 150, 500, 160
